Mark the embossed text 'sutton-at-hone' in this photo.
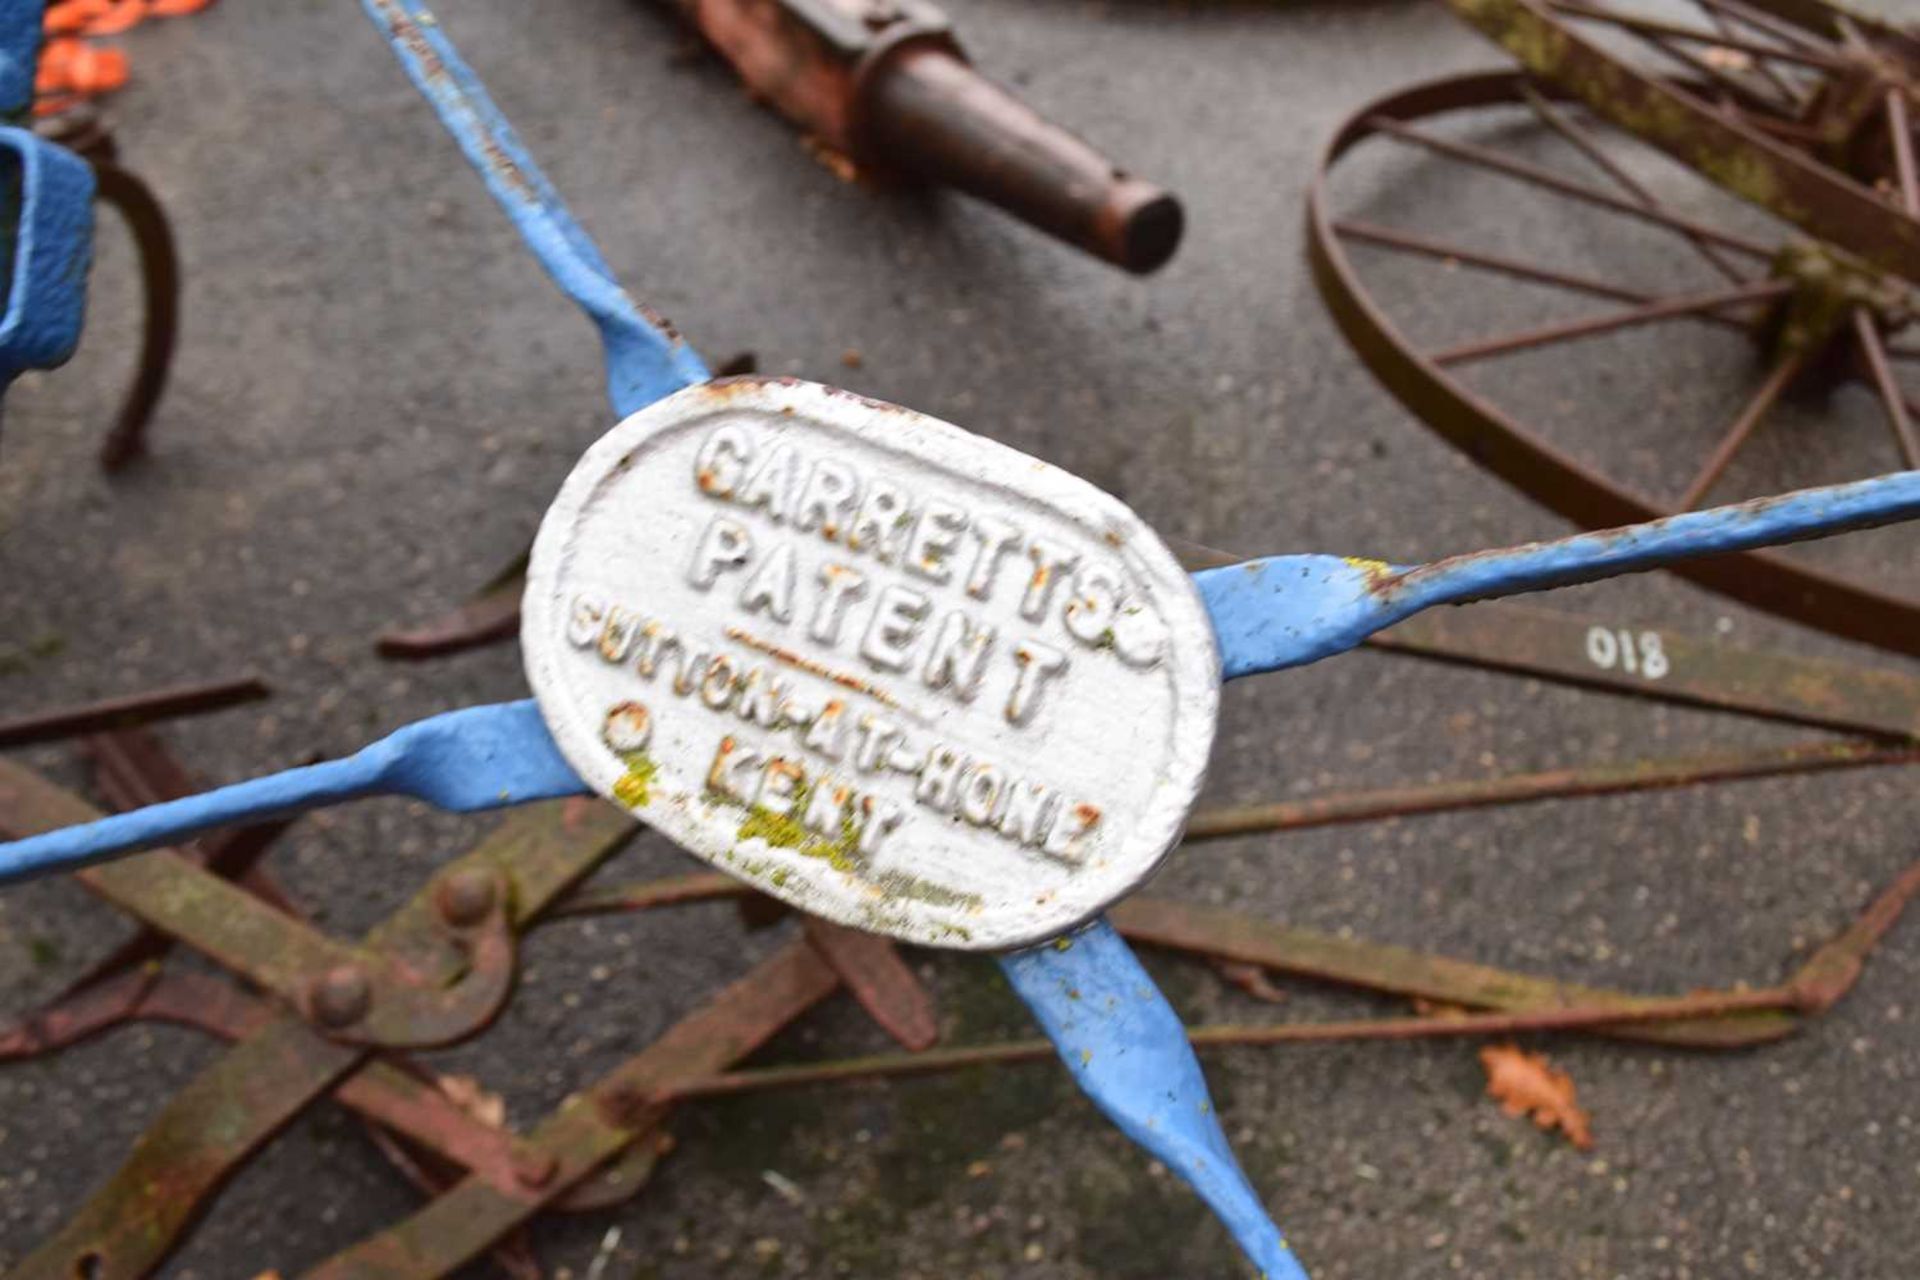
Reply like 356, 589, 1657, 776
522, 380, 1218, 949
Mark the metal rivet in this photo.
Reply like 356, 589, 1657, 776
512, 1149, 558, 1188
309, 966, 371, 1027
436, 869, 498, 927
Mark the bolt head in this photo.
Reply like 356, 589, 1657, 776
310, 965, 371, 1027
513, 1148, 559, 1188
436, 869, 498, 927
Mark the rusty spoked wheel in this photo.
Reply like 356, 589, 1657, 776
1308, 70, 1920, 657
1442, 0, 1920, 278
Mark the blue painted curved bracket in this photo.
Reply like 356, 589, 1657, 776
359, 0, 707, 416
0, 127, 94, 386
0, 2, 93, 392
0, 0, 46, 119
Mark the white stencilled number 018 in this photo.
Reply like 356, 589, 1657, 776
1584, 626, 1670, 680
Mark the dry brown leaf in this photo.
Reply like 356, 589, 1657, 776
1478, 1042, 1593, 1149
1411, 997, 1469, 1019
437, 1073, 507, 1130
800, 135, 860, 184
1701, 45, 1754, 72
1213, 960, 1289, 1004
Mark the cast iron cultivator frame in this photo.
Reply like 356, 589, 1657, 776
3, 1, 1920, 1277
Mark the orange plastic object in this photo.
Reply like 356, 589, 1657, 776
35, 0, 217, 114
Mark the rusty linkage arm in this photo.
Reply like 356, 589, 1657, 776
0, 757, 643, 1280
1, 729, 942, 1278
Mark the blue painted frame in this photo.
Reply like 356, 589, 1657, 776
4, 3, 1917, 1274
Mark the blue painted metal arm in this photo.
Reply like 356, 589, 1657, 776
1001, 919, 1310, 1279
360, 0, 708, 416
0, 701, 586, 885
6, 473, 1918, 882
1200, 470, 1920, 679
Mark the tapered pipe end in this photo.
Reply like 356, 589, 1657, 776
858, 43, 1186, 274
1102, 177, 1183, 275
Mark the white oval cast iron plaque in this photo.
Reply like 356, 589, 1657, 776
524, 378, 1218, 950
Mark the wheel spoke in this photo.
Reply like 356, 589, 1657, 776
1336, 219, 1656, 303
1522, 85, 1748, 283
1431, 278, 1789, 366
1548, 0, 1847, 71
1854, 307, 1920, 468
1365, 115, 1776, 259
1887, 90, 1920, 217
1690, 0, 1841, 57
1678, 344, 1811, 509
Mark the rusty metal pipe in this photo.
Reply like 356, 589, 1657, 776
665, 0, 1181, 272
853, 41, 1182, 273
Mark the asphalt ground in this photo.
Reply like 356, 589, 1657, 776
2, 1, 1918, 1276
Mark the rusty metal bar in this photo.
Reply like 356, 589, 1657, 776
7, 781, 638, 1279
1183, 739, 1917, 843
0, 676, 268, 749
0, 968, 266, 1060
90, 161, 181, 471
13, 1017, 364, 1280
378, 582, 520, 658
1888, 88, 1919, 218
300, 937, 841, 1279
546, 870, 741, 918
1109, 898, 1794, 1048
0, 962, 668, 1219
1373, 601, 1920, 740
803, 917, 939, 1051
659, 990, 1805, 1103
660, 848, 1920, 1098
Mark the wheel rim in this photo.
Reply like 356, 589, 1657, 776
1307, 71, 1920, 656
